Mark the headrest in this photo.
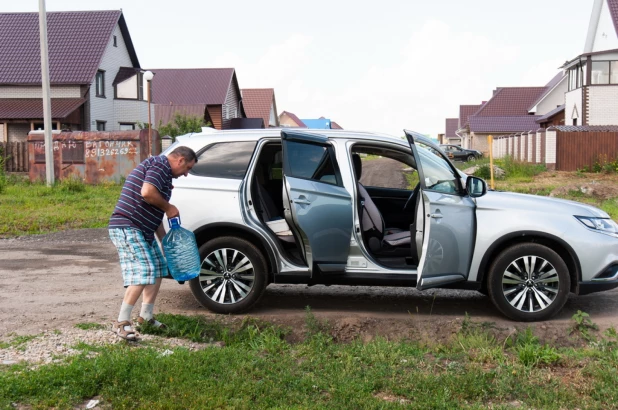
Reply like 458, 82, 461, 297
352, 153, 362, 180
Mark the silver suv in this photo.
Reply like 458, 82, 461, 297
164, 128, 618, 321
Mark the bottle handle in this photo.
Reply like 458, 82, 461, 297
168, 216, 181, 228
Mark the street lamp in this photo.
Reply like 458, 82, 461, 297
143, 70, 154, 155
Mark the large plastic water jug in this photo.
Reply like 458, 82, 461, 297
162, 217, 201, 282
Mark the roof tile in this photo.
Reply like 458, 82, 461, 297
469, 116, 542, 133
474, 87, 546, 117
0, 98, 85, 118
608, 0, 618, 37
241, 88, 275, 126
445, 118, 458, 137
150, 68, 235, 105
459, 104, 483, 128
0, 11, 121, 85
535, 105, 565, 123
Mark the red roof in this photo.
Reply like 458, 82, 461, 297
0, 11, 137, 85
0, 98, 85, 119
242, 88, 276, 127
280, 111, 306, 127
330, 121, 343, 129
473, 87, 546, 117
609, 0, 618, 37
459, 104, 483, 128
445, 118, 458, 138
149, 68, 236, 105
469, 116, 541, 133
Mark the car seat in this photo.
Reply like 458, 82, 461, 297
352, 153, 413, 252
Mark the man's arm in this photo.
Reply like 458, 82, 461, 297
155, 223, 166, 242
141, 182, 179, 219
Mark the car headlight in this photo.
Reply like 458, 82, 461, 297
575, 216, 618, 237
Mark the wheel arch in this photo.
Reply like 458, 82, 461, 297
476, 231, 581, 294
193, 222, 277, 280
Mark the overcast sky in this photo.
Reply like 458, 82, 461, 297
7, 0, 593, 137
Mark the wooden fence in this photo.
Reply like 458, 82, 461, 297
0, 141, 28, 172
491, 129, 618, 171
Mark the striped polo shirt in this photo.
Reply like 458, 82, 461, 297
109, 155, 173, 243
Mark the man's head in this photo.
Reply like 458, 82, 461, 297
167, 146, 198, 178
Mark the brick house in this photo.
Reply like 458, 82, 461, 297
0, 10, 150, 143
150, 68, 245, 130
563, 0, 618, 126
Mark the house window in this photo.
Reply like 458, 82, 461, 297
611, 61, 618, 84
96, 121, 106, 131
138, 72, 144, 100
113, 35, 117, 47
96, 70, 105, 97
119, 123, 135, 131
591, 61, 610, 85
573, 119, 577, 126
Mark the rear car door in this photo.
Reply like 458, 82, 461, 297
405, 130, 476, 290
281, 130, 354, 275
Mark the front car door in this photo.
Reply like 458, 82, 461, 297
281, 130, 354, 275
404, 130, 476, 290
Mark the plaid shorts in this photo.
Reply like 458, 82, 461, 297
109, 228, 168, 287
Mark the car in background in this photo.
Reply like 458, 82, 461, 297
440, 144, 482, 162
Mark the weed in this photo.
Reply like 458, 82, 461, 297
58, 176, 86, 193
516, 342, 561, 367
75, 323, 106, 331
571, 310, 599, 341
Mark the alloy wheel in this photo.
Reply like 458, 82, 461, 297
198, 247, 255, 305
501, 255, 559, 313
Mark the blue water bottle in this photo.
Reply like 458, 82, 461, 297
162, 217, 201, 282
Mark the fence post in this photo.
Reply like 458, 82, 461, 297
545, 128, 557, 170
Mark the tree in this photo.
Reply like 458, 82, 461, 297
156, 113, 212, 142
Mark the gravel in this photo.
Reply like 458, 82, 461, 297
0, 326, 222, 366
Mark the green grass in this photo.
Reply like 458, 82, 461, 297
0, 178, 121, 238
75, 323, 107, 331
2, 313, 618, 409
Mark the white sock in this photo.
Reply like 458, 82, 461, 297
140, 303, 154, 321
117, 302, 134, 323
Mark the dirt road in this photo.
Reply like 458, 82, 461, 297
1, 228, 617, 345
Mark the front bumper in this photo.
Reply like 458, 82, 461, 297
579, 263, 618, 295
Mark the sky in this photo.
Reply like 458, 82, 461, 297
4, 0, 594, 137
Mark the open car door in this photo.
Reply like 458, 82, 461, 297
404, 130, 476, 290
281, 129, 353, 276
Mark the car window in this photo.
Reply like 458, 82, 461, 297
192, 141, 257, 179
416, 142, 460, 195
285, 141, 340, 185
358, 154, 419, 190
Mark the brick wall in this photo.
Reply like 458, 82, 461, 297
587, 87, 618, 125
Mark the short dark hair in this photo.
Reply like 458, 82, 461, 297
169, 146, 198, 163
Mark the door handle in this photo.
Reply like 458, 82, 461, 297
293, 195, 311, 205
430, 213, 443, 219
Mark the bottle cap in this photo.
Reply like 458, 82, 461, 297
169, 216, 181, 228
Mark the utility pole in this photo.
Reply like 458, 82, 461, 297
38, 0, 54, 186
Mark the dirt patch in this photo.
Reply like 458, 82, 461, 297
550, 182, 618, 201
0, 229, 617, 350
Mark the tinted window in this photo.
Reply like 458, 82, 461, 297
417, 142, 460, 195
286, 141, 338, 185
192, 141, 256, 179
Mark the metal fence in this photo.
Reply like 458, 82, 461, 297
0, 141, 29, 172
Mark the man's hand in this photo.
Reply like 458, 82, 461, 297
166, 204, 180, 219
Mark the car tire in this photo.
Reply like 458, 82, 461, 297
466, 154, 475, 162
487, 243, 570, 322
189, 236, 268, 314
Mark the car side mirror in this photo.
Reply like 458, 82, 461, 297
466, 176, 487, 198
